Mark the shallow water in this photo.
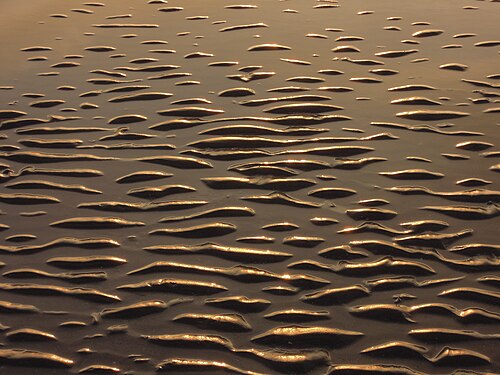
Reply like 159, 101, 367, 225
0, 0, 499, 374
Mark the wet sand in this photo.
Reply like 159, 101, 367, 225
0, 0, 499, 374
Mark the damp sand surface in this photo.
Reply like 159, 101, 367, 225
0, 0, 499, 374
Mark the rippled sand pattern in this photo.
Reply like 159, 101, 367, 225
0, 0, 499, 374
